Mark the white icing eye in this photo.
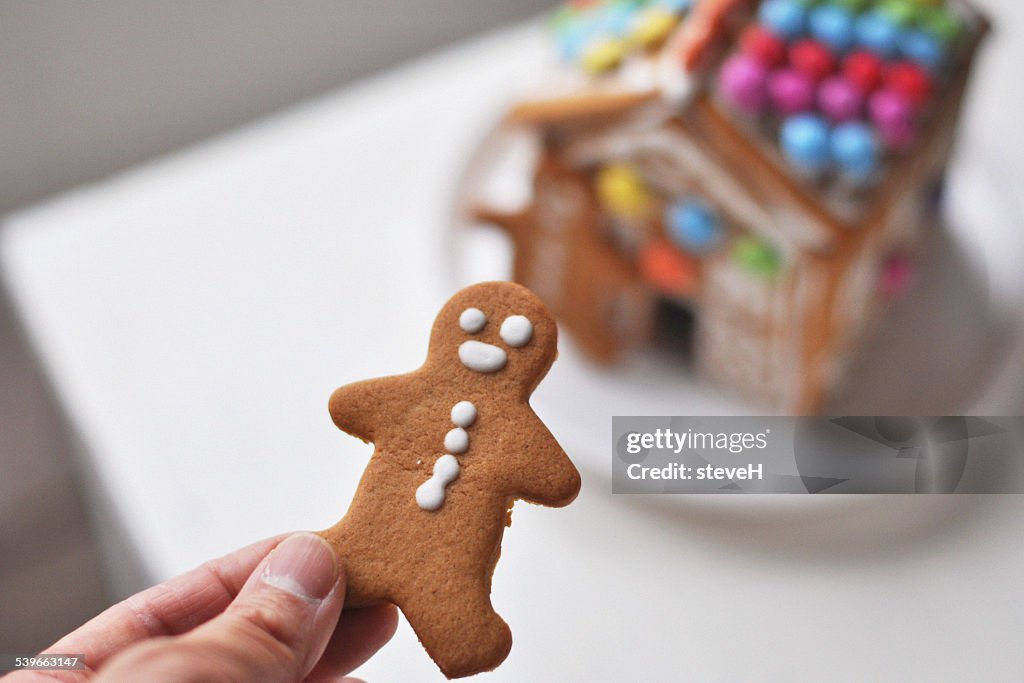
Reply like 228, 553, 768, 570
444, 427, 469, 454
451, 401, 477, 428
459, 341, 507, 373
459, 307, 486, 333
500, 315, 533, 347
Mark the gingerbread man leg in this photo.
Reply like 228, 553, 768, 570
397, 579, 512, 679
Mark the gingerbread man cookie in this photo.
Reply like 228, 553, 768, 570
320, 281, 581, 678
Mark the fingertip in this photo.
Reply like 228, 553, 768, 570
262, 533, 340, 602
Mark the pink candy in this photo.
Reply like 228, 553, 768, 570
768, 68, 815, 115
818, 75, 863, 122
881, 253, 914, 298
720, 54, 769, 114
869, 88, 917, 151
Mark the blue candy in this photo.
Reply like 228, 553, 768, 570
759, 0, 806, 40
831, 121, 879, 179
557, 21, 596, 61
809, 5, 855, 53
854, 11, 900, 57
658, 0, 696, 14
781, 114, 832, 173
665, 199, 720, 253
597, 3, 637, 36
899, 29, 944, 69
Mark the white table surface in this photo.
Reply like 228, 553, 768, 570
4, 10, 1024, 682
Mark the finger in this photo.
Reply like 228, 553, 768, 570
38, 533, 291, 675
93, 533, 344, 683
305, 605, 399, 682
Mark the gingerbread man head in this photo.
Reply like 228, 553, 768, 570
425, 281, 558, 398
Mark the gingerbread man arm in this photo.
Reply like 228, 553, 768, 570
328, 375, 407, 444
513, 419, 581, 507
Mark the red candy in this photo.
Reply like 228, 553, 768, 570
789, 39, 835, 83
884, 61, 933, 107
640, 240, 699, 297
842, 50, 884, 94
740, 24, 787, 67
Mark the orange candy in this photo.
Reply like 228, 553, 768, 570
639, 240, 700, 296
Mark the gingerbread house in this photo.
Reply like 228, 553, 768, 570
467, 0, 989, 412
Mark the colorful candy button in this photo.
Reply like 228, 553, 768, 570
899, 29, 944, 69
759, 0, 807, 40
921, 7, 963, 44
658, 0, 696, 15
597, 163, 653, 220
595, 2, 638, 36
880, 252, 914, 298
832, 0, 870, 11
665, 198, 721, 253
842, 49, 885, 93
854, 10, 901, 57
640, 240, 700, 296
808, 5, 856, 53
884, 61, 933, 106
781, 113, 831, 173
557, 20, 597, 61
789, 39, 836, 83
879, 0, 919, 27
719, 53, 769, 114
740, 24, 787, 67
831, 121, 880, 179
768, 68, 816, 115
869, 88, 917, 150
732, 236, 782, 278
819, 75, 864, 122
581, 37, 628, 73
629, 7, 680, 48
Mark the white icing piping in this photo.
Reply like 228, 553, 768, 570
416, 400, 480, 511
459, 307, 487, 333
415, 455, 460, 511
450, 400, 477, 427
459, 340, 507, 373
499, 315, 533, 347
444, 427, 469, 454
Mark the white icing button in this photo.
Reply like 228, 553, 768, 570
459, 307, 487, 334
458, 340, 507, 373
500, 315, 533, 347
450, 400, 477, 428
444, 427, 469, 454
415, 454, 460, 511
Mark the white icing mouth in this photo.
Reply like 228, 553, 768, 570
458, 341, 507, 373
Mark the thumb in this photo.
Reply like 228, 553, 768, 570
97, 533, 345, 683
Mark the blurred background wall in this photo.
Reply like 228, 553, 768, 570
0, 0, 550, 653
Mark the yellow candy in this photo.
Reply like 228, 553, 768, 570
581, 38, 627, 74
596, 163, 653, 220
629, 8, 680, 49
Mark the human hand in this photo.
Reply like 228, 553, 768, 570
5, 533, 396, 683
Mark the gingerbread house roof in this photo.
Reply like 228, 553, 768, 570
507, 0, 990, 243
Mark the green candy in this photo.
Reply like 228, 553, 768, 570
921, 8, 963, 43
878, 0, 920, 26
831, 0, 870, 12
549, 5, 577, 32
733, 237, 782, 278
